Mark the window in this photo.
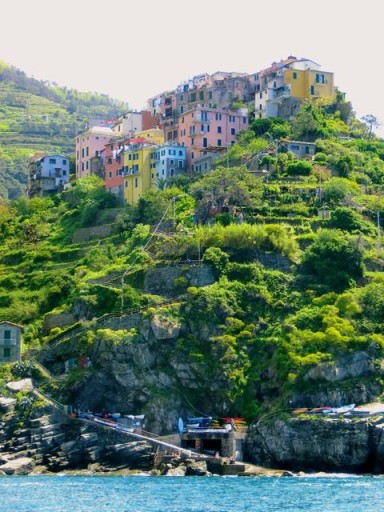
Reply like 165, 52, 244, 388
109, 171, 112, 178
180, 106, 184, 113
215, 113, 222, 121
293, 71, 297, 79
86, 147, 89, 157
190, 92, 196, 102
134, 178, 138, 188
3, 347, 11, 359
310, 85, 315, 95
125, 181, 128, 188
259, 104, 262, 111
231, 128, 236, 135
208, 91, 212, 99
86, 161, 89, 169
81, 162, 84, 171
316, 73, 325, 84
62, 170, 67, 176
203, 137, 208, 148
191, 152, 194, 159
217, 126, 222, 133
81, 148, 85, 157
217, 139, 222, 147
199, 91, 204, 100
4, 330, 11, 345
63, 159, 66, 165
259, 92, 263, 99
243, 117, 247, 123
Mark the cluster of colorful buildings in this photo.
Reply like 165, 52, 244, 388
28, 56, 336, 203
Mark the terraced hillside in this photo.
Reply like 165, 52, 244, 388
0, 61, 128, 199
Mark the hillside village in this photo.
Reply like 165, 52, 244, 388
27, 56, 337, 203
1, 54, 384, 475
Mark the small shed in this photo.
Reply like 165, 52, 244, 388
0, 321, 23, 363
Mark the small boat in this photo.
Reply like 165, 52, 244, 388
328, 404, 355, 415
350, 409, 371, 416
292, 408, 309, 415
308, 407, 332, 414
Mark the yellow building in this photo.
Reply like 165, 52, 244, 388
123, 142, 157, 205
284, 68, 334, 101
134, 128, 164, 145
255, 57, 336, 119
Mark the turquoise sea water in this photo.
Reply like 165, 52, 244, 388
1, 475, 384, 512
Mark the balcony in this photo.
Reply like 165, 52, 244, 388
0, 339, 17, 346
268, 86, 291, 101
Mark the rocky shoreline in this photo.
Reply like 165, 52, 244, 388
3, 377, 384, 477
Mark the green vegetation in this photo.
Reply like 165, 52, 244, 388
0, 89, 384, 422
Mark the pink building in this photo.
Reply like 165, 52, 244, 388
104, 138, 129, 200
178, 106, 249, 171
75, 126, 116, 179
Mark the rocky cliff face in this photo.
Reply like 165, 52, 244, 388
246, 414, 384, 474
0, 397, 154, 475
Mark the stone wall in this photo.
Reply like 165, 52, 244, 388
144, 264, 215, 296
43, 313, 76, 334
72, 224, 115, 244
96, 313, 142, 331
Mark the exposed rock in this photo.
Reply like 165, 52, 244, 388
165, 465, 187, 476
0, 457, 35, 475
6, 379, 33, 393
104, 441, 154, 470
246, 415, 384, 473
184, 458, 208, 476
0, 396, 16, 412
151, 314, 181, 340
291, 380, 382, 409
304, 352, 376, 382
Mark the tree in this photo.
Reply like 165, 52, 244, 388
300, 229, 364, 291
362, 114, 381, 139
190, 167, 262, 224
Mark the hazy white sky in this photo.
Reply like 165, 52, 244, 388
1, 0, 383, 136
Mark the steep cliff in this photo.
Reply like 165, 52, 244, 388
246, 413, 384, 474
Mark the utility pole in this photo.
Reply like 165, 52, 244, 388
227, 145, 229, 169
377, 212, 381, 251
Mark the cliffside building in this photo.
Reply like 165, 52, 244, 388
0, 321, 23, 363
28, 154, 70, 198
178, 106, 248, 171
75, 126, 116, 179
253, 57, 335, 120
